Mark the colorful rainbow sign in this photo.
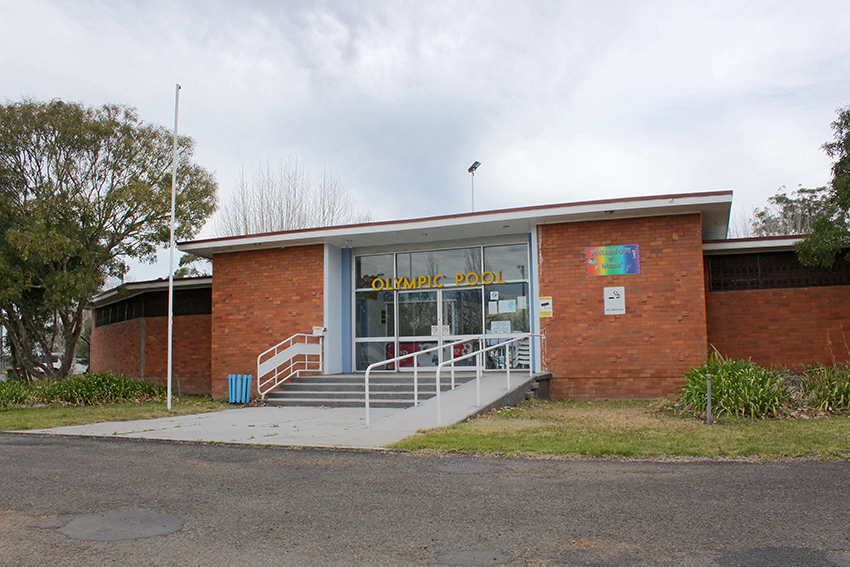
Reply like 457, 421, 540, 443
585, 245, 640, 277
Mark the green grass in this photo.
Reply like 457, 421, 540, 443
390, 399, 850, 460
0, 396, 228, 431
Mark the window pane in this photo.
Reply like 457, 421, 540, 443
441, 289, 483, 335
396, 248, 481, 284
484, 244, 529, 281
355, 290, 394, 338
355, 341, 395, 371
398, 291, 437, 336
356, 254, 394, 289
484, 282, 530, 333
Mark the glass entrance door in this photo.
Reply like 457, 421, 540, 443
396, 291, 439, 367
395, 288, 484, 368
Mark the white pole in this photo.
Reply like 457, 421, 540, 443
167, 84, 181, 410
470, 171, 474, 212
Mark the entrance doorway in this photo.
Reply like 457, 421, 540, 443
353, 243, 531, 371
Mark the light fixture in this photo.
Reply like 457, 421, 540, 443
468, 161, 481, 212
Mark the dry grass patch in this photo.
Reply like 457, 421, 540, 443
391, 399, 850, 460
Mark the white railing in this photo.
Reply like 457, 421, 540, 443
364, 333, 540, 426
364, 338, 473, 426
257, 328, 325, 399
433, 333, 539, 426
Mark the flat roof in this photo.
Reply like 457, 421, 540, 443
92, 276, 212, 308
702, 235, 801, 254
180, 191, 734, 258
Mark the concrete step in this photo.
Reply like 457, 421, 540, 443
264, 397, 420, 408
265, 371, 484, 409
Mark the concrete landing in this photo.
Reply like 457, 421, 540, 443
19, 372, 544, 449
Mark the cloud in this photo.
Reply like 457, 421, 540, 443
2, 0, 850, 280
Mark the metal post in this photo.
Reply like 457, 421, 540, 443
505, 343, 511, 389
706, 374, 713, 426
476, 351, 481, 406
413, 355, 419, 406
166, 83, 180, 411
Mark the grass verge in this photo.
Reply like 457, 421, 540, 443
0, 396, 228, 431
390, 399, 850, 460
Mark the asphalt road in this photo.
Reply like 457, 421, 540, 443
1, 433, 848, 567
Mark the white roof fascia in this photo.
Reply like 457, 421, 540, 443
180, 191, 733, 259
702, 237, 800, 255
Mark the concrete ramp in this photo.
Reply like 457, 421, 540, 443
365, 371, 548, 438
19, 372, 550, 449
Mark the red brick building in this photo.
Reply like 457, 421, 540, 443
90, 191, 850, 399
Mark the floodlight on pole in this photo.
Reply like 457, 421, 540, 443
167, 84, 181, 411
468, 161, 481, 212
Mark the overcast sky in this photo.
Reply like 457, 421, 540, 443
2, 0, 849, 280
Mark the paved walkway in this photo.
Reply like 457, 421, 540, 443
20, 371, 535, 449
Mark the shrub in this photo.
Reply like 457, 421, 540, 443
799, 363, 850, 412
680, 350, 789, 418
0, 371, 166, 408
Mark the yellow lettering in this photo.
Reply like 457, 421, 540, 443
403, 277, 417, 289
497, 270, 506, 284
394, 278, 403, 290
482, 271, 495, 284
435, 275, 445, 288
455, 273, 465, 286
418, 276, 428, 289
372, 278, 384, 291
467, 272, 480, 285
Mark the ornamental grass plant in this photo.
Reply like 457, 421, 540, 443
797, 363, 850, 413
679, 351, 850, 419
679, 350, 789, 418
0, 371, 165, 408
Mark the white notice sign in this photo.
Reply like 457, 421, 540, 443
604, 287, 625, 315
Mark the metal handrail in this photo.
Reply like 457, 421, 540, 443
434, 333, 539, 426
364, 337, 473, 426
257, 333, 324, 399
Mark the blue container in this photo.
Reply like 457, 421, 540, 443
228, 374, 252, 404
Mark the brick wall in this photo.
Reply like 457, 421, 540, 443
538, 214, 707, 399
91, 318, 143, 377
706, 285, 850, 368
211, 245, 325, 399
90, 314, 212, 395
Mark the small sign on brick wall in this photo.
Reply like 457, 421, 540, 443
604, 287, 625, 315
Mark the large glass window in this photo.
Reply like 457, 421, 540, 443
354, 243, 530, 370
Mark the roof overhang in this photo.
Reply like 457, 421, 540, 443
92, 276, 212, 308
180, 191, 733, 258
702, 236, 801, 255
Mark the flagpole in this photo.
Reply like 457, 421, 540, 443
167, 84, 181, 410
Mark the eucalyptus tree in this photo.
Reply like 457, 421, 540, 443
795, 106, 850, 267
747, 107, 850, 267
0, 99, 217, 380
